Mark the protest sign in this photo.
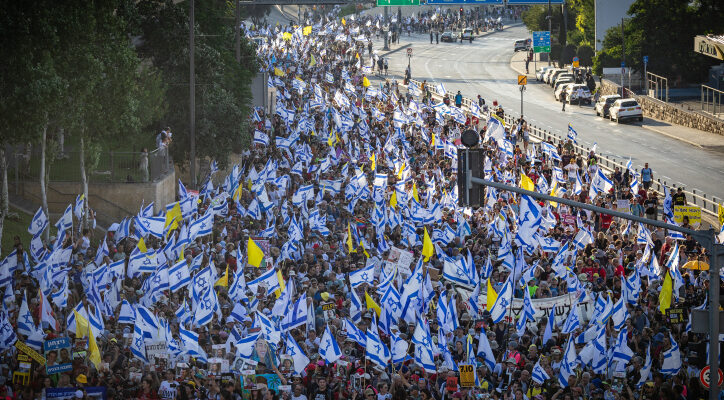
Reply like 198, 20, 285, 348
674, 205, 701, 225
14, 341, 45, 365
45, 337, 73, 374
385, 246, 414, 276
46, 387, 107, 400
615, 199, 630, 213
145, 341, 168, 360
464, 290, 595, 325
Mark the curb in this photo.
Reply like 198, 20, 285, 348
639, 123, 704, 149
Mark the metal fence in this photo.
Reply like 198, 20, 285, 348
6, 145, 173, 184
397, 77, 721, 220
701, 85, 724, 118
646, 71, 669, 102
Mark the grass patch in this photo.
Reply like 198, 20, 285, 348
2, 207, 57, 256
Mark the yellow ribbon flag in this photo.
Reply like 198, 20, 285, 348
346, 223, 356, 253
247, 238, 265, 268
365, 292, 381, 317
412, 182, 420, 202
274, 270, 286, 298
397, 163, 406, 179
309, 54, 316, 67
520, 173, 535, 192
486, 278, 498, 312
282, 32, 292, 41
422, 227, 434, 262
137, 237, 148, 253
719, 203, 724, 226
341, 17, 346, 26
362, 76, 371, 88
303, 25, 312, 36
232, 184, 243, 201
73, 309, 90, 339
659, 271, 673, 314
369, 153, 376, 171
359, 240, 370, 258
431, 132, 436, 147
549, 180, 559, 208
88, 323, 101, 369
274, 67, 285, 77
165, 202, 182, 230
214, 266, 229, 287
389, 191, 398, 209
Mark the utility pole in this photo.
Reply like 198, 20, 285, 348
189, 0, 196, 188
235, 0, 240, 63
547, 0, 552, 66
621, 18, 625, 97
383, 6, 389, 51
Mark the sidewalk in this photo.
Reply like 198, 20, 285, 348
509, 51, 724, 150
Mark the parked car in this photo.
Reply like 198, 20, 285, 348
441, 32, 456, 42
553, 78, 574, 95
536, 66, 553, 81
547, 69, 570, 85
554, 83, 574, 101
542, 68, 563, 84
609, 98, 643, 123
514, 39, 529, 52
595, 94, 621, 117
461, 28, 474, 41
565, 84, 593, 105
552, 73, 574, 87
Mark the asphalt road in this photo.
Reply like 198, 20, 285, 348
376, 25, 724, 202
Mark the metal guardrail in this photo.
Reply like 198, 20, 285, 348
646, 71, 669, 103
701, 85, 724, 118
6, 146, 173, 184
396, 77, 721, 220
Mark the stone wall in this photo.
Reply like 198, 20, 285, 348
11, 170, 175, 228
599, 79, 724, 136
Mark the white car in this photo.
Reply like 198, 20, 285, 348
609, 98, 643, 123
536, 66, 552, 81
461, 28, 474, 41
552, 73, 574, 87
543, 68, 565, 84
546, 69, 569, 85
555, 83, 574, 101
594, 95, 621, 117
566, 84, 592, 105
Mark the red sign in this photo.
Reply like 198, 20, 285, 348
699, 365, 724, 389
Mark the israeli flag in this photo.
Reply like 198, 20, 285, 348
612, 326, 634, 365
344, 318, 367, 347
235, 331, 259, 360
169, 259, 191, 292
118, 300, 135, 324
561, 305, 580, 334
411, 319, 436, 373
254, 130, 270, 146
531, 359, 550, 384
28, 207, 48, 237
55, 204, 73, 233
180, 327, 208, 362
611, 297, 629, 331
366, 317, 391, 368
542, 306, 555, 345
319, 324, 343, 364
131, 324, 149, 363
17, 292, 35, 337
567, 123, 578, 143
247, 267, 280, 296
636, 345, 653, 388
490, 278, 512, 323
193, 287, 218, 327
476, 329, 497, 370
660, 333, 682, 376
280, 293, 307, 332
285, 334, 310, 375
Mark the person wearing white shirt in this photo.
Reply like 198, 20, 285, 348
158, 371, 177, 400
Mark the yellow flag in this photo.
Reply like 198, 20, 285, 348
303, 26, 312, 36
88, 324, 101, 369
389, 191, 398, 209
549, 180, 559, 208
274, 270, 286, 298
369, 153, 376, 171
362, 76, 371, 88
431, 132, 436, 147
355, 52, 360, 60
341, 17, 346, 26
73, 310, 90, 338
397, 163, 406, 179
274, 67, 285, 77
215, 266, 229, 287
164, 202, 182, 233
359, 240, 370, 258
309, 54, 316, 67
520, 173, 535, 192
486, 278, 498, 312
412, 182, 420, 202
247, 238, 265, 268
659, 271, 673, 314
719, 203, 724, 226
137, 237, 147, 253
233, 184, 243, 201
365, 292, 381, 317
282, 32, 292, 41
347, 223, 356, 253
422, 227, 434, 262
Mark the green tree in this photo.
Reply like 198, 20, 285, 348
567, 0, 594, 46
130, 0, 258, 180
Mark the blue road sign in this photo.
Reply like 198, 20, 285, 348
507, 0, 563, 3
424, 0, 502, 4
643, 55, 648, 64
621, 61, 625, 68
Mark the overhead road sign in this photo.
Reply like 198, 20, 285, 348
507, 0, 563, 3
423, 0, 502, 4
532, 31, 551, 54
694, 35, 724, 60
377, 0, 420, 5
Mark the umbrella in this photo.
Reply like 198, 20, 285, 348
682, 260, 709, 271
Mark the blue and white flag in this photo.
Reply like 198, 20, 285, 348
542, 306, 555, 345
490, 278, 512, 323
636, 345, 653, 388
366, 317, 391, 368
280, 293, 307, 332
660, 333, 681, 376
180, 327, 208, 362
28, 207, 48, 237
557, 337, 578, 387
169, 259, 191, 292
567, 123, 578, 143
561, 305, 580, 334
55, 204, 73, 233
344, 318, 366, 347
17, 292, 35, 337
411, 319, 436, 373
349, 262, 375, 288
131, 324, 148, 363
612, 326, 634, 365
319, 324, 342, 364
476, 329, 496, 370
247, 267, 280, 295
531, 359, 550, 384
285, 334, 310, 375
118, 300, 135, 324
611, 297, 629, 331
193, 287, 218, 327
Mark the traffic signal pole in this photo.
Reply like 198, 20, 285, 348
459, 171, 722, 399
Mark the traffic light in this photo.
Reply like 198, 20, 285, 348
457, 148, 484, 207
459, 7, 463, 15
